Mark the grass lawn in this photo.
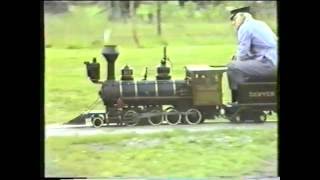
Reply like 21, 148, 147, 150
45, 128, 278, 178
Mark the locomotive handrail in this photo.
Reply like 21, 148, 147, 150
209, 65, 228, 72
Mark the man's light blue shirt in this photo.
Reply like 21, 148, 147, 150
236, 19, 278, 66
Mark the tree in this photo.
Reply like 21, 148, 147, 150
109, 1, 122, 21
130, 1, 142, 48
156, 1, 162, 36
44, 1, 69, 14
178, 0, 186, 7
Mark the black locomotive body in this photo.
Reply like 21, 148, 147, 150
83, 45, 277, 127
101, 80, 192, 107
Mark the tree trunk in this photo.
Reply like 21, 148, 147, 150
110, 1, 122, 21
156, 1, 162, 36
130, 1, 141, 48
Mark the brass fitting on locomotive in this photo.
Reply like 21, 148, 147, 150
121, 65, 134, 81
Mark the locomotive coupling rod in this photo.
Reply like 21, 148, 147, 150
135, 111, 198, 119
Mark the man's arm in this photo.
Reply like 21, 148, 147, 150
236, 25, 252, 61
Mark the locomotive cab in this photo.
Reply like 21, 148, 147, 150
185, 65, 227, 106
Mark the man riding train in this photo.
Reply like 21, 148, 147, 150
226, 6, 278, 103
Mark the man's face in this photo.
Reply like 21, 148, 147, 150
231, 19, 236, 28
232, 14, 244, 30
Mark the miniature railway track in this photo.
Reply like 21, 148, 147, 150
46, 120, 277, 138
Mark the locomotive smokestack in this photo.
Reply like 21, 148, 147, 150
102, 45, 119, 81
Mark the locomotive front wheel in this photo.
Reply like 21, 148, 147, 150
148, 109, 163, 126
123, 110, 139, 126
185, 108, 202, 125
92, 116, 104, 128
165, 108, 181, 125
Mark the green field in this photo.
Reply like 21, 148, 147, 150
46, 129, 277, 178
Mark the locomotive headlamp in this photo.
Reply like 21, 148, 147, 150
84, 57, 101, 84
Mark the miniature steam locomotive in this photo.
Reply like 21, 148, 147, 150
83, 45, 277, 128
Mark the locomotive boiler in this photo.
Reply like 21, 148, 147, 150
83, 45, 277, 127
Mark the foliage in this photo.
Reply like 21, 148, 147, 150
45, 2, 277, 48
45, 5, 109, 48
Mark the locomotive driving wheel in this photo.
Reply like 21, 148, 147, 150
148, 109, 163, 126
165, 108, 181, 125
123, 110, 139, 126
185, 108, 203, 125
